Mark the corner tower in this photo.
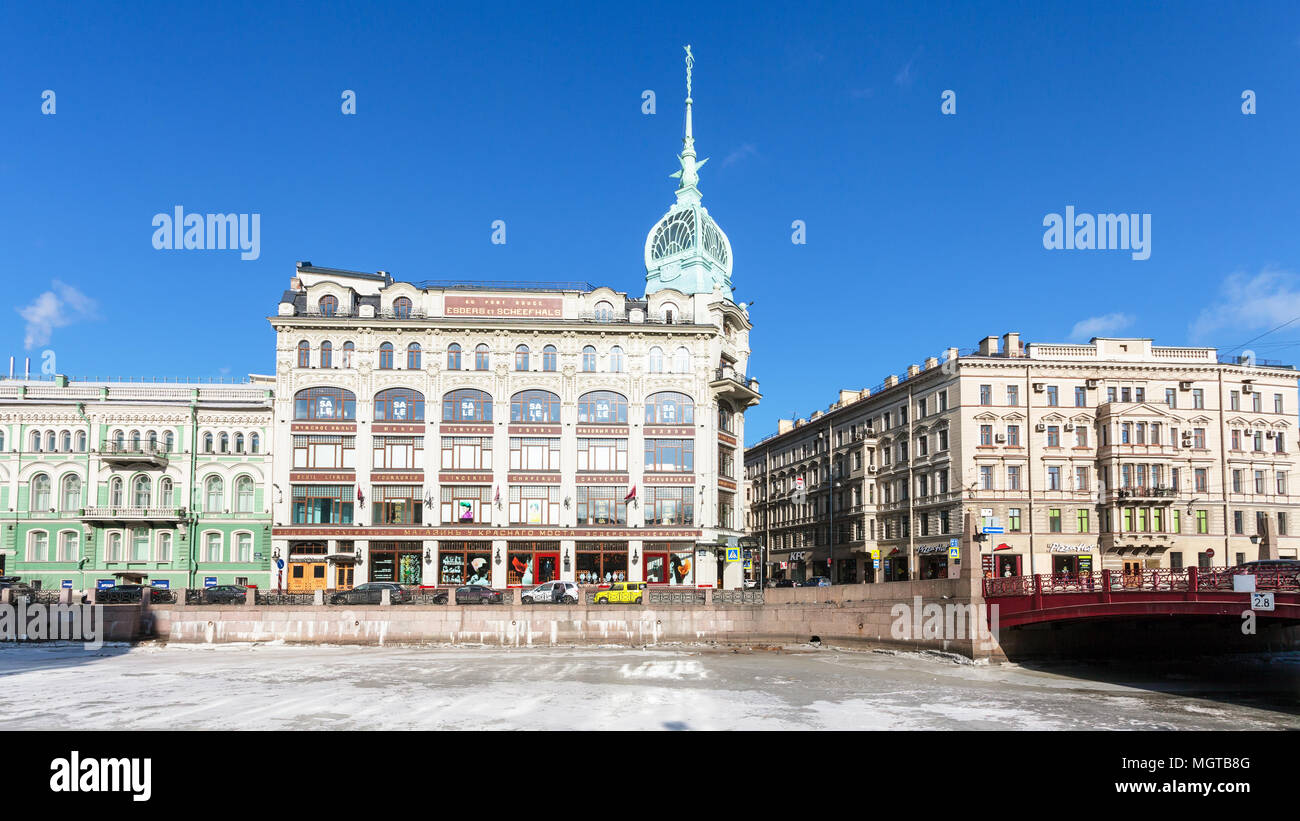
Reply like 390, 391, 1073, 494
644, 45, 734, 299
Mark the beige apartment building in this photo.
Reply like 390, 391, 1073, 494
745, 333, 1298, 584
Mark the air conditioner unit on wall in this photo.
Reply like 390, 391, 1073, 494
1085, 379, 1099, 388
1035, 423, 1047, 432
995, 434, 1006, 443
1179, 382, 1192, 390
1064, 423, 1075, 431
1242, 384, 1254, 394
1032, 383, 1045, 392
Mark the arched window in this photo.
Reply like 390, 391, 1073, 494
107, 532, 123, 561
447, 343, 462, 370
76, 431, 87, 452
236, 532, 253, 562
249, 433, 259, 453
610, 346, 625, 373
298, 340, 311, 367
673, 347, 691, 374
374, 388, 426, 421
342, 341, 355, 368
578, 391, 629, 424
159, 477, 173, 505
61, 475, 81, 511
110, 477, 123, 507
205, 476, 224, 512
157, 531, 173, 562
543, 345, 557, 372
510, 390, 560, 422
235, 433, 245, 453
582, 346, 597, 372
393, 297, 412, 318
442, 389, 493, 422
293, 387, 357, 420
662, 303, 678, 323
147, 430, 158, 451
30, 431, 41, 452
59, 530, 79, 562
0, 430, 5, 451
133, 475, 152, 507
60, 431, 72, 452
27, 531, 48, 562
205, 532, 223, 563
379, 342, 394, 370
114, 430, 125, 449
130, 430, 142, 450
407, 343, 421, 370
219, 433, 230, 453
47, 431, 57, 451
648, 347, 664, 373
515, 345, 530, 371
595, 301, 614, 321
645, 391, 695, 425
320, 341, 332, 368
318, 295, 338, 316
236, 476, 255, 513
474, 343, 490, 370
31, 474, 51, 510
203, 433, 214, 453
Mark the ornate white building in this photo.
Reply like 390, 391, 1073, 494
268, 57, 760, 591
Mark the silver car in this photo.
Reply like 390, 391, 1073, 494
522, 580, 579, 604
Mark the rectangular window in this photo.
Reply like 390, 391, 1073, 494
938, 390, 948, 412
1007, 465, 1021, 490
1194, 468, 1208, 492
1008, 508, 1022, 532
1233, 510, 1244, 535
1165, 388, 1176, 408
644, 486, 694, 526
291, 485, 355, 524
980, 425, 992, 446
1196, 510, 1209, 534
1048, 508, 1062, 533
645, 439, 695, 472
979, 385, 992, 406
577, 438, 628, 472
508, 485, 562, 525
1076, 508, 1089, 533
509, 437, 561, 471
1074, 386, 1087, 407
980, 466, 993, 490
372, 436, 424, 470
1046, 386, 1059, 406
1192, 428, 1206, 449
441, 436, 492, 470
1075, 426, 1088, 447
1230, 391, 1240, 411
938, 429, 949, 451
292, 435, 356, 469
440, 485, 493, 525
1275, 393, 1284, 414
1046, 466, 1061, 490
1006, 385, 1019, 406
1046, 426, 1060, 447
577, 486, 627, 525
1074, 466, 1089, 491
374, 485, 423, 524
1006, 425, 1020, 447
1192, 388, 1204, 409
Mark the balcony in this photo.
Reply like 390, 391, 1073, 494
101, 442, 169, 468
710, 366, 761, 407
1102, 486, 1179, 503
81, 506, 188, 523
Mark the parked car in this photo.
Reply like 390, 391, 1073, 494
522, 580, 579, 604
455, 585, 504, 605
200, 585, 249, 604
1237, 559, 1300, 571
96, 584, 177, 604
328, 582, 411, 606
803, 576, 832, 588
743, 578, 759, 589
0, 577, 37, 600
770, 579, 799, 588
594, 581, 647, 604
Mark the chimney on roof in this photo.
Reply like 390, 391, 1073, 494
907, 364, 920, 377
778, 419, 794, 434
838, 389, 860, 404
978, 335, 999, 356
1002, 332, 1022, 357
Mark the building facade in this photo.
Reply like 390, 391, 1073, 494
0, 377, 274, 590
267, 75, 760, 591
746, 333, 1298, 584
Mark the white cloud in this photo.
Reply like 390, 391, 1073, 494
1069, 312, 1135, 341
723, 143, 758, 167
1191, 267, 1300, 341
16, 280, 99, 349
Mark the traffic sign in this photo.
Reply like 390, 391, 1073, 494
982, 527, 1004, 534
1252, 592, 1275, 612
726, 547, 740, 562
949, 547, 960, 560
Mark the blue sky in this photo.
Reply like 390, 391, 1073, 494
3, 1, 1299, 445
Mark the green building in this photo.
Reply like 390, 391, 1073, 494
0, 376, 274, 591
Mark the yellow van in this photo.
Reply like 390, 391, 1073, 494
594, 581, 647, 604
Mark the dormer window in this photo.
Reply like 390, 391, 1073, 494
393, 297, 412, 318
319, 295, 338, 316
595, 301, 614, 322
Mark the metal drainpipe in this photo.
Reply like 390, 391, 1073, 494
907, 385, 915, 579
827, 419, 834, 582
1217, 368, 1230, 562
1025, 364, 1036, 577
76, 402, 91, 591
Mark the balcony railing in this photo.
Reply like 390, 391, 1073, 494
983, 566, 1300, 596
81, 506, 187, 521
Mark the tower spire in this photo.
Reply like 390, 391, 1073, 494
672, 44, 708, 204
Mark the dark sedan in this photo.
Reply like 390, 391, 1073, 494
454, 585, 504, 605
0, 577, 37, 600
199, 585, 249, 604
96, 585, 177, 604
328, 582, 411, 605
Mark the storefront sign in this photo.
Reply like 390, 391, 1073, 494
290, 471, 355, 483
290, 422, 355, 434
1048, 543, 1096, 553
917, 543, 950, 554
643, 474, 694, 485
445, 295, 562, 318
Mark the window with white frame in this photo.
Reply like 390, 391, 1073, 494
27, 530, 48, 562
204, 532, 222, 562
440, 436, 492, 470
577, 438, 627, 472
508, 486, 561, 524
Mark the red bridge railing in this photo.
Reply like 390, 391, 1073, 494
983, 566, 1300, 597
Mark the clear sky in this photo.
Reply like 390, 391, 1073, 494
3, 1, 1299, 445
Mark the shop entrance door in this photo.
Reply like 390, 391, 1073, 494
1121, 560, 1143, 588
335, 564, 354, 590
534, 553, 559, 584
288, 562, 327, 592
644, 552, 668, 584
994, 554, 1022, 578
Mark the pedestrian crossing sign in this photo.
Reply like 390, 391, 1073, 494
726, 547, 740, 561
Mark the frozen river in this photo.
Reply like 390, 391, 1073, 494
1, 642, 1297, 730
